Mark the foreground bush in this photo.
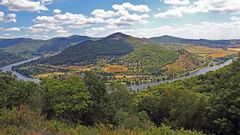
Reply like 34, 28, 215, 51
0, 106, 203, 135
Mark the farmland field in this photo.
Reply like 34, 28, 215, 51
33, 72, 65, 78
228, 48, 240, 52
65, 66, 91, 71
103, 65, 128, 73
186, 46, 237, 58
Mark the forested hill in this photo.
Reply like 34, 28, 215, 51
44, 32, 146, 65
0, 35, 95, 54
137, 56, 240, 134
0, 51, 25, 67
149, 35, 240, 48
0, 56, 240, 134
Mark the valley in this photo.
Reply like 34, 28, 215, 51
1, 33, 238, 90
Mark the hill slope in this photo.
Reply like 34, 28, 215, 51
149, 35, 240, 48
44, 33, 140, 65
36, 35, 97, 53
0, 35, 95, 54
0, 51, 25, 67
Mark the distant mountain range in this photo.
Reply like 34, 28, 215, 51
0, 33, 240, 55
149, 35, 240, 48
0, 35, 97, 54
42, 33, 200, 75
44, 32, 142, 65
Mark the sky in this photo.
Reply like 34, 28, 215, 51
0, 0, 240, 39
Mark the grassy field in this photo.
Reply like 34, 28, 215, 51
66, 66, 91, 71
103, 65, 128, 73
186, 46, 237, 58
33, 72, 65, 78
228, 48, 240, 52
166, 54, 198, 73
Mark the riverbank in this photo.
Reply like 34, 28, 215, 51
0, 57, 41, 83
128, 58, 234, 91
0, 57, 235, 91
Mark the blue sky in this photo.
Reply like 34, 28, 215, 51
0, 0, 239, 39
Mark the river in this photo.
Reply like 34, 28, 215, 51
0, 57, 41, 83
128, 59, 234, 91
0, 58, 234, 90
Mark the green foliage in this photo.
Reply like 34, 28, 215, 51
45, 33, 135, 65
41, 76, 92, 122
81, 72, 108, 125
0, 106, 203, 135
0, 72, 39, 109
2, 57, 240, 135
0, 51, 24, 67
120, 44, 179, 75
105, 83, 153, 129
0, 106, 44, 135
137, 87, 207, 130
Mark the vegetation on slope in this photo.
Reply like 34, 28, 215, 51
0, 35, 94, 54
44, 33, 139, 65
120, 44, 179, 75
0, 51, 25, 67
2, 55, 240, 134
166, 50, 202, 74
0, 71, 204, 135
2, 57, 240, 134
137, 56, 240, 134
149, 35, 240, 48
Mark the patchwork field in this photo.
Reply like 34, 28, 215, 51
33, 72, 65, 78
228, 48, 240, 52
186, 46, 237, 58
65, 66, 91, 71
166, 54, 198, 73
103, 65, 128, 73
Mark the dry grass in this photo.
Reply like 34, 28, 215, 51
228, 48, 240, 52
166, 54, 197, 73
103, 65, 128, 73
33, 72, 65, 78
186, 46, 237, 58
115, 75, 135, 79
65, 66, 91, 71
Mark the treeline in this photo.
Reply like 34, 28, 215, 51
0, 51, 25, 67
1, 57, 240, 134
137, 57, 240, 134
0, 72, 202, 135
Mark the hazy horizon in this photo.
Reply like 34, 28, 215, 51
0, 0, 240, 40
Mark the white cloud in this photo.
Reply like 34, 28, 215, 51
53, 9, 61, 14
106, 13, 149, 26
155, 9, 182, 18
0, 0, 49, 12
122, 21, 240, 39
0, 27, 20, 32
156, 0, 240, 19
163, 0, 190, 5
194, 0, 240, 13
231, 16, 240, 21
40, 0, 53, 5
112, 2, 150, 13
91, 9, 115, 18
28, 2, 151, 38
29, 12, 105, 36
85, 27, 106, 36
0, 11, 16, 22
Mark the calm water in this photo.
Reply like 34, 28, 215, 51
0, 58, 234, 89
129, 59, 234, 91
0, 57, 41, 83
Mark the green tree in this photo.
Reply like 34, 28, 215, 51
81, 72, 108, 125
0, 72, 38, 109
41, 76, 92, 122
138, 87, 207, 130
